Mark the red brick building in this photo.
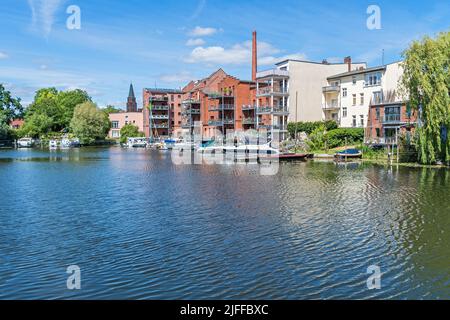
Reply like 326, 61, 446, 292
366, 101, 418, 145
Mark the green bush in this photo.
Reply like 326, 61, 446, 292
325, 128, 364, 148
288, 120, 338, 137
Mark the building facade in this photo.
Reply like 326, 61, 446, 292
109, 112, 144, 139
142, 88, 183, 139
268, 57, 366, 124
324, 61, 404, 128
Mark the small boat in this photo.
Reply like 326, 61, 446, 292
49, 140, 58, 150
335, 149, 363, 161
17, 138, 34, 148
127, 137, 147, 148
277, 153, 312, 161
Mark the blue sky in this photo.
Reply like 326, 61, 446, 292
0, 0, 449, 108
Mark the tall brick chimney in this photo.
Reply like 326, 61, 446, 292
252, 31, 257, 81
344, 56, 352, 72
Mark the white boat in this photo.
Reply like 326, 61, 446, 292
61, 139, 71, 149
17, 138, 34, 148
49, 140, 58, 150
127, 137, 147, 148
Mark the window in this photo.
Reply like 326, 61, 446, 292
112, 130, 120, 138
112, 121, 119, 129
343, 88, 347, 97
352, 76, 357, 85
373, 91, 383, 104
376, 107, 380, 120
352, 94, 357, 106
360, 115, 364, 127
365, 72, 382, 86
376, 128, 380, 137
343, 107, 348, 117
360, 93, 364, 105
171, 95, 174, 101
352, 116, 357, 127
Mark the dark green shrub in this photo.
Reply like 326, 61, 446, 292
288, 120, 338, 137
325, 128, 364, 148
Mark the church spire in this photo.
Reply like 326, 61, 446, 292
126, 82, 137, 112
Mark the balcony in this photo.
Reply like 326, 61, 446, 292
243, 118, 256, 125
151, 105, 169, 111
149, 96, 169, 102
257, 124, 287, 132
151, 114, 169, 120
182, 108, 200, 116
182, 99, 200, 105
242, 105, 256, 111
383, 114, 402, 124
322, 103, 340, 110
153, 124, 169, 129
256, 69, 289, 79
208, 119, 234, 126
322, 85, 340, 93
256, 88, 288, 97
257, 106, 289, 116
208, 104, 235, 111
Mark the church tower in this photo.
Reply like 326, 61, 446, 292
127, 83, 137, 112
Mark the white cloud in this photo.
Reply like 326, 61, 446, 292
159, 71, 193, 83
28, 0, 63, 37
185, 40, 306, 66
0, 51, 9, 59
189, 26, 219, 37
186, 38, 206, 46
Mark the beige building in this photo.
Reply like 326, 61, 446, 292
109, 112, 144, 139
270, 57, 366, 123
324, 61, 404, 128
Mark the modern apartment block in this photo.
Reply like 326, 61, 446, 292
324, 61, 404, 128
180, 69, 254, 139
143, 88, 183, 139
265, 57, 367, 124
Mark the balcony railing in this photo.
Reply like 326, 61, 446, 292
208, 104, 235, 111
152, 124, 169, 129
322, 85, 340, 93
256, 88, 288, 96
257, 124, 287, 131
256, 106, 289, 115
322, 103, 340, 110
208, 119, 235, 126
151, 115, 169, 120
151, 105, 169, 111
149, 96, 169, 102
182, 99, 200, 105
383, 114, 402, 123
242, 105, 257, 111
182, 108, 200, 115
256, 69, 289, 79
243, 118, 256, 125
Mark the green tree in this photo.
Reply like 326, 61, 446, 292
400, 31, 450, 164
19, 113, 54, 138
57, 89, 92, 128
119, 124, 144, 144
0, 84, 23, 140
70, 102, 111, 145
102, 105, 122, 114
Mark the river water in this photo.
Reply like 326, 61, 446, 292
0, 147, 448, 299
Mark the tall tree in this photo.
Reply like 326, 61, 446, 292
401, 31, 450, 164
70, 102, 111, 145
0, 84, 23, 122
57, 89, 91, 128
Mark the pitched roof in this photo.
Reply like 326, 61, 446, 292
327, 66, 386, 80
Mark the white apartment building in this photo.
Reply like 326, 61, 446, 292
271, 58, 366, 123
323, 61, 404, 128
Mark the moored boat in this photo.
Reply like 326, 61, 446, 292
335, 148, 362, 161
49, 140, 58, 150
17, 138, 34, 148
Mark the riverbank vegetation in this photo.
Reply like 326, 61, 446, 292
70, 102, 111, 145
119, 124, 144, 144
401, 31, 450, 165
0, 84, 23, 141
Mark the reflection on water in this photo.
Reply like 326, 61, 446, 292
0, 147, 448, 299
